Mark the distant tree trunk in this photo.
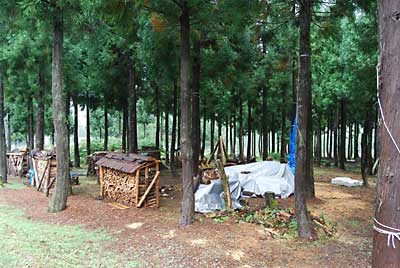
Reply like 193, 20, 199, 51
86, 105, 91, 158
73, 100, 80, 167
367, 114, 373, 175
7, 113, 11, 152
122, 107, 127, 152
179, 1, 194, 226
210, 115, 215, 153
334, 105, 339, 167
373, 2, 400, 263
361, 126, 369, 187
28, 97, 34, 151
295, 0, 314, 239
291, 0, 297, 125
233, 114, 237, 156
225, 119, 229, 154
229, 115, 233, 156
0, 75, 7, 183
49, 5, 69, 212
328, 111, 333, 159
252, 130, 256, 157
192, 38, 200, 176
165, 112, 169, 164
316, 114, 322, 167
35, 69, 45, 150
247, 100, 252, 162
177, 106, 181, 149
239, 97, 244, 161
155, 86, 160, 149
271, 115, 276, 153
171, 83, 178, 175
128, 62, 137, 153
201, 111, 206, 158
262, 86, 268, 160
348, 121, 353, 160
280, 104, 287, 160
339, 99, 346, 169
354, 122, 359, 160
217, 116, 222, 139
103, 105, 108, 151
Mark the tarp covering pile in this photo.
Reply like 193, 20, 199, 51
195, 161, 295, 213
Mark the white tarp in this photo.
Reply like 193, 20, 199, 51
195, 161, 295, 213
331, 177, 363, 187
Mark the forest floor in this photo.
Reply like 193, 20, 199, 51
0, 163, 375, 268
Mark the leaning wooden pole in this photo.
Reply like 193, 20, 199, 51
373, 1, 400, 266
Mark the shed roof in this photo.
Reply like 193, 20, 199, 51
95, 153, 157, 174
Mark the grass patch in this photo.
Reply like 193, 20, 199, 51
0, 179, 28, 190
0, 204, 144, 267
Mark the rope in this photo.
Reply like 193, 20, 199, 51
376, 65, 400, 156
374, 218, 400, 248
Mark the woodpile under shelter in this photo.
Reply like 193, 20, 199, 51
96, 153, 160, 208
31, 150, 57, 196
7, 150, 30, 177
87, 151, 108, 176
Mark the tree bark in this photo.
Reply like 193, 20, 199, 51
28, 97, 34, 151
73, 100, 80, 167
35, 69, 45, 150
122, 106, 127, 152
348, 121, 353, 160
339, 99, 346, 169
171, 82, 178, 175
103, 105, 108, 151
210, 115, 215, 154
165, 111, 169, 164
247, 100, 252, 162
280, 100, 287, 161
316, 113, 322, 167
262, 86, 268, 160
0, 75, 7, 183
271, 115, 276, 153
354, 122, 359, 160
7, 113, 11, 152
48, 5, 69, 212
334, 104, 339, 167
128, 61, 137, 153
239, 96, 244, 162
295, 0, 314, 239
155, 86, 160, 149
179, 1, 194, 226
201, 110, 206, 158
86, 105, 91, 158
192, 38, 201, 176
373, 1, 400, 264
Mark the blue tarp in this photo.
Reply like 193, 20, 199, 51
288, 116, 297, 174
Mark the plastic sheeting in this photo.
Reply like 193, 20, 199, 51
288, 116, 297, 174
195, 161, 295, 213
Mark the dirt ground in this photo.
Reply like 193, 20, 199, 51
0, 165, 375, 268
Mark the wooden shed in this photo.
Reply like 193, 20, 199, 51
31, 151, 57, 196
7, 150, 30, 177
96, 153, 160, 208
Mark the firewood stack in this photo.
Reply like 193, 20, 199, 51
31, 150, 57, 196
7, 149, 30, 177
96, 153, 160, 208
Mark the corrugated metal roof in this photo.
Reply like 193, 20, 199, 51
95, 153, 157, 174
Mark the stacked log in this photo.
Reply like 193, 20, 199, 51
103, 169, 136, 204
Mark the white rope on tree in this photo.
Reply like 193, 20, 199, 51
374, 218, 400, 248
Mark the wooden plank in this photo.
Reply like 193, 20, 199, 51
137, 171, 160, 208
216, 160, 232, 209
99, 166, 104, 197
108, 202, 129, 209
135, 170, 140, 205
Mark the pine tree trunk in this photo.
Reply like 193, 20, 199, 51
225, 119, 229, 154
35, 69, 45, 150
295, 0, 314, 239
7, 113, 11, 152
354, 122, 359, 160
280, 103, 287, 160
128, 61, 137, 153
348, 121, 353, 160
122, 106, 127, 152
262, 86, 268, 160
201, 111, 206, 158
328, 111, 333, 159
171, 83, 178, 175
271, 115, 276, 153
291, 0, 297, 125
229, 115, 233, 156
192, 38, 200, 176
165, 112, 169, 164
334, 105, 339, 167
73, 100, 80, 167
103, 105, 108, 151
155, 86, 160, 149
233, 114, 236, 156
210, 115, 215, 154
339, 99, 346, 169
28, 97, 34, 151
0, 75, 7, 183
316, 114, 322, 167
179, 1, 194, 226
367, 114, 373, 175
49, 5, 69, 212
239, 97, 244, 162
373, 1, 400, 262
86, 105, 91, 158
247, 100, 252, 162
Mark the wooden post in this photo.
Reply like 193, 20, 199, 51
216, 160, 232, 209
99, 166, 104, 198
135, 169, 140, 205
